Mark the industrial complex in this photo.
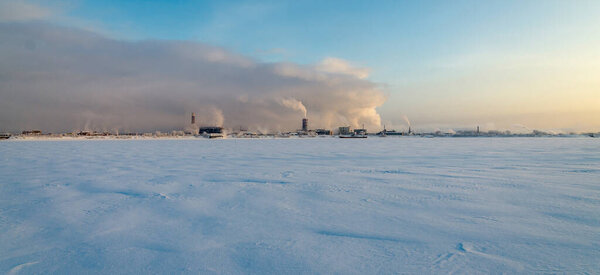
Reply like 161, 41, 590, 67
1, 112, 598, 140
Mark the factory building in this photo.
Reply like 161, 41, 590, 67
354, 128, 367, 135
315, 129, 332, 135
338, 126, 351, 135
380, 129, 403, 136
199, 127, 223, 134
198, 126, 224, 139
22, 130, 42, 135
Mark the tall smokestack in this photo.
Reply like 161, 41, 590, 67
302, 118, 308, 131
191, 112, 196, 125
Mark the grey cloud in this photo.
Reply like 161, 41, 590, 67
0, 1, 52, 22
0, 22, 386, 133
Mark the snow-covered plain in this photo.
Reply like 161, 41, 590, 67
1, 138, 599, 274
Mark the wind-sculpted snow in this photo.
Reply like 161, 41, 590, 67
0, 138, 599, 273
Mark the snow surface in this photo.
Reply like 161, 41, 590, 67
1, 138, 599, 274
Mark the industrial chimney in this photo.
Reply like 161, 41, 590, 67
191, 112, 196, 125
302, 118, 308, 132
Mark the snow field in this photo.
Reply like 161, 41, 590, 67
1, 138, 599, 273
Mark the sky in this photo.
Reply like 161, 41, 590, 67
1, 0, 599, 132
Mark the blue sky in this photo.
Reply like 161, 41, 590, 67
58, 1, 598, 66
3, 0, 600, 131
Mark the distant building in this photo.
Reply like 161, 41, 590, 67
380, 129, 403, 136
315, 129, 332, 135
338, 126, 351, 135
199, 127, 223, 134
199, 126, 224, 139
354, 128, 367, 135
22, 130, 42, 135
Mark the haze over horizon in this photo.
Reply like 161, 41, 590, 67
1, 0, 599, 133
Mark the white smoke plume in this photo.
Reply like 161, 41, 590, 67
0, 22, 386, 133
195, 106, 225, 127
403, 115, 411, 128
278, 98, 307, 118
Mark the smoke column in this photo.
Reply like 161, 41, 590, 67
278, 98, 307, 118
403, 115, 411, 128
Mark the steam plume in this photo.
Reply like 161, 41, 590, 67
403, 115, 411, 128
278, 98, 307, 118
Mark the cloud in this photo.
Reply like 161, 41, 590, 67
0, 22, 386, 133
316, 57, 370, 79
254, 48, 289, 56
0, 0, 52, 22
